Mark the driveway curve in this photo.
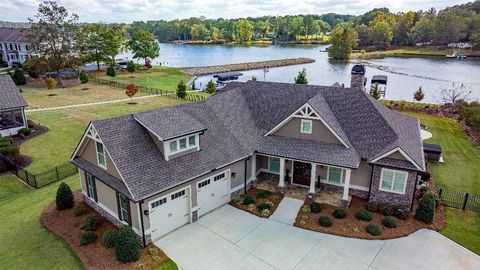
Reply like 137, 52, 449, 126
155, 204, 480, 270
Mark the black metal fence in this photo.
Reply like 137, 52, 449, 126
431, 186, 480, 212
0, 154, 78, 189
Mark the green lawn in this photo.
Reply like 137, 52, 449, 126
23, 96, 185, 173
98, 66, 191, 92
403, 112, 480, 254
0, 174, 83, 270
0, 173, 30, 200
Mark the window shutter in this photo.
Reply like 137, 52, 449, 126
85, 171, 90, 198
127, 200, 132, 226
92, 177, 98, 203
116, 192, 121, 221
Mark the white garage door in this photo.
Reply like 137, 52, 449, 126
197, 170, 230, 217
149, 187, 191, 241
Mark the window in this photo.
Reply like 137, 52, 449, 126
188, 135, 196, 147
169, 141, 177, 152
118, 194, 130, 223
269, 157, 280, 173
86, 173, 97, 201
198, 179, 210, 188
301, 119, 312, 134
171, 190, 186, 200
214, 173, 225, 181
179, 138, 187, 150
380, 169, 408, 194
96, 141, 106, 168
327, 167, 343, 184
151, 198, 166, 209
166, 134, 198, 157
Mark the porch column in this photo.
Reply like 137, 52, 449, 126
342, 168, 352, 200
278, 157, 285, 188
250, 154, 256, 181
309, 163, 316, 194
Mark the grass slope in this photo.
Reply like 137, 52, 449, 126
0, 174, 83, 270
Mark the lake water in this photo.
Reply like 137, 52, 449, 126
120, 43, 480, 103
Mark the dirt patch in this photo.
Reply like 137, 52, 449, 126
294, 196, 445, 240
41, 191, 176, 270
230, 187, 284, 218
25, 78, 80, 88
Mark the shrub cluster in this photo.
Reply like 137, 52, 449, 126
318, 216, 333, 227
355, 209, 372, 221
11, 68, 26, 85
415, 192, 436, 224
81, 214, 101, 231
106, 66, 116, 77
379, 204, 393, 216
44, 77, 56, 89
332, 208, 347, 219
56, 182, 74, 210
102, 230, 118, 248
256, 190, 270, 199
127, 61, 137, 73
79, 70, 89, 84
74, 203, 86, 216
17, 128, 32, 137
366, 202, 379, 213
382, 216, 398, 228
257, 202, 271, 211
115, 225, 141, 263
392, 205, 410, 220
80, 231, 97, 245
242, 195, 255, 205
459, 102, 480, 132
310, 202, 322, 213
366, 223, 383, 236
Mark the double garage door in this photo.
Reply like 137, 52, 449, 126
149, 170, 230, 240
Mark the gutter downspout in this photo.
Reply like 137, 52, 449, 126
139, 201, 146, 247
410, 172, 420, 212
244, 157, 250, 194
367, 163, 375, 200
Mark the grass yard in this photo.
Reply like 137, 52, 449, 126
0, 173, 30, 200
98, 66, 191, 92
403, 112, 480, 254
0, 174, 83, 270
22, 96, 186, 173
20, 84, 150, 109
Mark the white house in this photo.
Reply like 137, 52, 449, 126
0, 27, 34, 66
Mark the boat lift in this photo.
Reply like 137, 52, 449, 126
370, 75, 387, 98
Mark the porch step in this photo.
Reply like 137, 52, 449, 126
269, 197, 304, 225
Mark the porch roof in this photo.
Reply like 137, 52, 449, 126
0, 75, 27, 110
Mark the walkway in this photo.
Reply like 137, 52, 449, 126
155, 204, 480, 270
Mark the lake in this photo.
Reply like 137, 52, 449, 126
120, 43, 480, 103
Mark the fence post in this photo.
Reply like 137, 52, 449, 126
55, 166, 59, 180
463, 193, 470, 210
34, 174, 38, 189
439, 188, 443, 199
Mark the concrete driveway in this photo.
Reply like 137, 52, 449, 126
155, 204, 480, 270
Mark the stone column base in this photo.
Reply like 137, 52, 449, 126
307, 192, 316, 200
277, 185, 285, 193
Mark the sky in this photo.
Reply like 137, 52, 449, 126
1, 0, 471, 23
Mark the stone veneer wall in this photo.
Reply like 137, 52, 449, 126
368, 165, 417, 209
321, 184, 369, 199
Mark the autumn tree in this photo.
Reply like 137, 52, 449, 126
125, 83, 139, 103
413, 87, 425, 102
127, 30, 160, 64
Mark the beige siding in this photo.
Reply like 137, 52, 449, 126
79, 168, 87, 194
96, 180, 119, 217
385, 150, 408, 161
78, 138, 123, 180
129, 201, 141, 231
350, 161, 372, 188
274, 117, 341, 145
168, 147, 198, 159
145, 129, 164, 155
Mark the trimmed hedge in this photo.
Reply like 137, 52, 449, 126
115, 225, 141, 263
319, 216, 333, 227
392, 205, 410, 220
332, 208, 347, 219
366, 202, 379, 213
366, 223, 383, 236
256, 190, 270, 199
56, 182, 74, 210
17, 128, 32, 136
80, 231, 97, 245
355, 209, 372, 221
415, 192, 436, 224
257, 202, 271, 211
310, 202, 322, 213
79, 70, 89, 84
382, 216, 398, 228
81, 214, 101, 231
74, 203, 86, 216
379, 204, 393, 216
102, 230, 118, 248
242, 195, 255, 205
106, 66, 116, 77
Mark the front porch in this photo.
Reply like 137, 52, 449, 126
0, 107, 27, 136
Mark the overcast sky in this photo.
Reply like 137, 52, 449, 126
1, 0, 471, 23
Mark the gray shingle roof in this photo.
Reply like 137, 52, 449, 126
0, 27, 29, 43
76, 81, 424, 200
0, 75, 27, 110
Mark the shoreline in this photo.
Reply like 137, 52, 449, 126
181, 57, 315, 76
353, 48, 480, 60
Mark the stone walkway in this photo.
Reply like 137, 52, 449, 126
269, 197, 304, 225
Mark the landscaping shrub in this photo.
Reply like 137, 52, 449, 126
206, 80, 216, 94
79, 70, 89, 84
56, 182, 74, 210
310, 202, 322, 213
257, 202, 271, 211
382, 216, 398, 228
106, 66, 116, 77
366, 223, 383, 236
17, 127, 32, 137
318, 216, 333, 227
301, 205, 311, 213
392, 205, 409, 220
0, 145, 20, 156
44, 77, 56, 89
415, 192, 436, 224
102, 230, 118, 248
11, 68, 26, 85
81, 214, 101, 231
242, 195, 255, 205
115, 225, 141, 263
247, 204, 256, 212
176, 80, 187, 99
261, 209, 271, 217
80, 231, 97, 245
418, 186, 430, 199
265, 201, 274, 208
366, 202, 379, 213
127, 61, 137, 73
332, 208, 347, 219
379, 204, 393, 216
74, 203, 86, 216
233, 196, 244, 205
256, 190, 270, 199
355, 209, 373, 221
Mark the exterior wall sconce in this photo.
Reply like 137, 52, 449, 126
231, 172, 236, 178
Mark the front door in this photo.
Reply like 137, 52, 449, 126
293, 161, 311, 186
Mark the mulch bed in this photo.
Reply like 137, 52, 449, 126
41, 191, 175, 270
294, 195, 445, 240
12, 125, 49, 146
229, 187, 284, 218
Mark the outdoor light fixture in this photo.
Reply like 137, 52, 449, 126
144, 210, 149, 216
231, 172, 236, 178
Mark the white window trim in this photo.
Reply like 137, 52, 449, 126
164, 134, 199, 159
95, 141, 107, 169
118, 194, 129, 223
379, 168, 408, 194
326, 166, 344, 184
86, 173, 96, 199
300, 119, 312, 134
268, 156, 280, 174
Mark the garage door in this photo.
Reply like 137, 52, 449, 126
149, 187, 191, 241
197, 170, 230, 217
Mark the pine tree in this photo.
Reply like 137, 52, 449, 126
294, 68, 308, 84
56, 182, 74, 210
206, 80, 216, 94
177, 80, 187, 99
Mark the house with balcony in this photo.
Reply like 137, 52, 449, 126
0, 27, 33, 66
0, 75, 28, 136
70, 66, 425, 246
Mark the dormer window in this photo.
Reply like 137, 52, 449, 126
96, 141, 106, 169
301, 119, 312, 134
166, 134, 199, 158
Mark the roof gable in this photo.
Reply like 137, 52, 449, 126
0, 75, 27, 110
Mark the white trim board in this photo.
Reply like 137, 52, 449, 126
370, 147, 423, 171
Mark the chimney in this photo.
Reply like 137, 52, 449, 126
350, 64, 366, 90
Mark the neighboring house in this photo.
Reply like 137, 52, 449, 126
70, 66, 425, 245
0, 75, 28, 136
0, 27, 34, 66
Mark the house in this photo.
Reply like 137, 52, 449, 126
0, 75, 28, 136
0, 27, 34, 66
70, 66, 425, 246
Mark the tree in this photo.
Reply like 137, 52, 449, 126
21, 57, 48, 78
355, 24, 370, 46
56, 182, 74, 210
369, 19, 394, 46
415, 192, 435, 224
126, 61, 137, 73
125, 83, 139, 103
206, 80, 216, 94
441, 83, 471, 105
413, 87, 425, 102
106, 66, 116, 77
210, 27, 220, 42
11, 68, 26, 85
235, 19, 254, 42
294, 68, 308, 84
115, 225, 141, 263
27, 0, 81, 88
470, 30, 480, 49
177, 80, 187, 99
411, 16, 434, 45
328, 25, 358, 60
127, 30, 160, 64
370, 83, 381, 100
79, 70, 89, 84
